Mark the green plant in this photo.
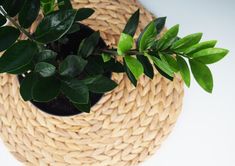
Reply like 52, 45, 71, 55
0, 0, 229, 113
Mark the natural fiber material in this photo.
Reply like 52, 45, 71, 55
0, 0, 184, 165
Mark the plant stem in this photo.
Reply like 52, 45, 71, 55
98, 48, 142, 56
164, 49, 190, 59
172, 51, 190, 59
0, 6, 34, 40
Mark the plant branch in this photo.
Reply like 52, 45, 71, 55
0, 6, 34, 40
97, 48, 143, 56
163, 49, 189, 59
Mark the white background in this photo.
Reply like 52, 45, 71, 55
1, 0, 235, 165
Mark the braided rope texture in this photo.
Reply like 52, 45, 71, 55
0, 0, 184, 165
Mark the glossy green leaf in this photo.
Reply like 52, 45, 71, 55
159, 52, 169, 64
85, 58, 104, 75
136, 54, 154, 79
61, 79, 89, 104
124, 59, 137, 86
34, 9, 77, 43
20, 73, 37, 101
37, 49, 57, 62
35, 62, 56, 77
78, 31, 100, 58
190, 60, 213, 93
82, 75, 117, 93
0, 26, 20, 52
103, 59, 124, 73
75, 8, 95, 21
0, 14, 7, 26
19, 0, 40, 28
40, 0, 56, 15
73, 101, 91, 113
123, 9, 139, 37
0, 40, 37, 73
2, 0, 25, 17
117, 33, 134, 55
192, 48, 229, 64
159, 52, 179, 73
102, 53, 111, 62
67, 23, 80, 34
158, 24, 179, 50
154, 17, 166, 34
176, 56, 191, 87
8, 63, 34, 74
137, 17, 166, 48
185, 40, 217, 55
164, 55, 179, 72
59, 55, 87, 77
171, 33, 203, 52
138, 22, 157, 52
124, 56, 144, 80
58, 0, 72, 10
32, 76, 61, 102
149, 54, 174, 77
154, 64, 173, 81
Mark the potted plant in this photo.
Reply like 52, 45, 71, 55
0, 0, 229, 116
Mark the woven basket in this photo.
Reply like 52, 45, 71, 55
0, 0, 184, 165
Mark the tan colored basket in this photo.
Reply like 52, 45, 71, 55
0, 0, 184, 165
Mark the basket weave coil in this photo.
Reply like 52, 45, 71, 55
0, 0, 184, 165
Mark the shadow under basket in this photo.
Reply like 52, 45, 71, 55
18, 23, 112, 117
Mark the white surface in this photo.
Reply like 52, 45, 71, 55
1, 0, 235, 165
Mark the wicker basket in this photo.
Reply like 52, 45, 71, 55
0, 0, 184, 165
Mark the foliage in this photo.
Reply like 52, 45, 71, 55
0, 0, 229, 114
116, 10, 228, 93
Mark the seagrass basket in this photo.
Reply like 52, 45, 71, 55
0, 0, 184, 165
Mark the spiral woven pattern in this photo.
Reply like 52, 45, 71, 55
0, 0, 184, 165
